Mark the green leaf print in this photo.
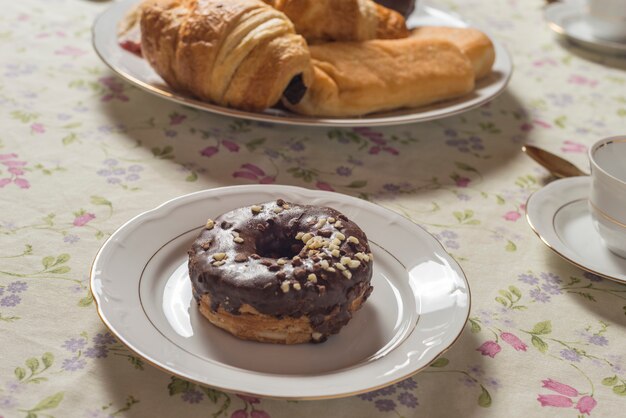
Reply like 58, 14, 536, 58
505, 240, 517, 252
30, 392, 64, 411
347, 180, 367, 188
429, 357, 449, 368
55, 254, 70, 265
602, 376, 618, 386
48, 266, 70, 274
15, 366, 26, 380
168, 377, 194, 395
531, 336, 548, 353
41, 352, 54, 368
478, 385, 492, 407
42, 256, 55, 269
26, 358, 39, 372
613, 385, 626, 396
532, 321, 552, 335
90, 196, 112, 207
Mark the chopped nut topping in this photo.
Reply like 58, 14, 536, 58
276, 199, 286, 206
312, 332, 323, 340
342, 270, 352, 279
320, 260, 330, 269
308, 249, 319, 257
347, 236, 360, 244
301, 232, 313, 243
331, 249, 341, 258
280, 281, 290, 293
315, 218, 327, 228
327, 267, 336, 273
212, 260, 225, 267
318, 229, 332, 237
201, 241, 211, 250
234, 254, 248, 263
336, 232, 346, 241
327, 217, 336, 224
293, 268, 306, 279
276, 271, 286, 280
277, 258, 287, 265
334, 263, 346, 271
348, 260, 361, 269
293, 282, 302, 290
273, 207, 283, 214
335, 221, 343, 228
268, 264, 281, 272
307, 273, 317, 283
251, 205, 263, 213
282, 204, 291, 209
213, 253, 226, 261
233, 237, 244, 244
331, 238, 341, 246
205, 219, 215, 230
340, 256, 351, 265
355, 252, 370, 262
295, 232, 304, 240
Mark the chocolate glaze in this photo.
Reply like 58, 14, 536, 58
188, 200, 374, 339
283, 74, 307, 105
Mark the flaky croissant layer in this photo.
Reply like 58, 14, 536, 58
140, 0, 312, 111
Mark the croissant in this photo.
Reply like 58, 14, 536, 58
262, 0, 408, 42
284, 38, 475, 117
411, 27, 495, 80
140, 0, 312, 111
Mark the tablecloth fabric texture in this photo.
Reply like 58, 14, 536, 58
1, 0, 626, 417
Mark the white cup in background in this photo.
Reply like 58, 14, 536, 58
589, 136, 626, 258
588, 0, 626, 42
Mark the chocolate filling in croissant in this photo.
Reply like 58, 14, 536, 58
282, 73, 307, 105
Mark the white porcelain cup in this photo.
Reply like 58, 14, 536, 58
587, 0, 626, 42
589, 136, 626, 258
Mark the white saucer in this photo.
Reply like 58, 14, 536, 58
526, 176, 626, 284
91, 185, 470, 399
544, 0, 626, 56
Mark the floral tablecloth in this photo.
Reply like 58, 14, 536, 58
2, 0, 626, 417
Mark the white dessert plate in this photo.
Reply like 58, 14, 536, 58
91, 185, 470, 399
91, 0, 512, 127
526, 176, 626, 284
544, 0, 626, 56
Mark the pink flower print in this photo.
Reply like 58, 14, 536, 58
520, 122, 533, 132
369, 146, 381, 155
31, 123, 45, 134
236, 394, 260, 404
503, 211, 521, 222
222, 140, 240, 152
99, 76, 129, 102
233, 164, 274, 184
383, 146, 399, 155
13, 178, 30, 189
169, 112, 186, 125
532, 57, 557, 67
455, 176, 471, 188
568, 75, 598, 87
476, 341, 501, 358
231, 410, 248, 418
537, 394, 574, 408
500, 332, 527, 351
200, 146, 219, 158
541, 379, 578, 397
250, 411, 270, 418
316, 181, 334, 192
576, 396, 597, 415
55, 46, 87, 57
561, 140, 587, 154
73, 213, 95, 227
0, 154, 30, 189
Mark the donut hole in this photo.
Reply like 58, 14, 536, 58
255, 224, 303, 259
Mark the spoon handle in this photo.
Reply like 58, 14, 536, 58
522, 145, 588, 178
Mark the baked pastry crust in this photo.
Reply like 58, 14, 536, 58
263, 0, 408, 42
140, 0, 312, 111
285, 37, 475, 117
410, 26, 495, 80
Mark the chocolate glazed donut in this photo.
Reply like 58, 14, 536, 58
188, 199, 374, 344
